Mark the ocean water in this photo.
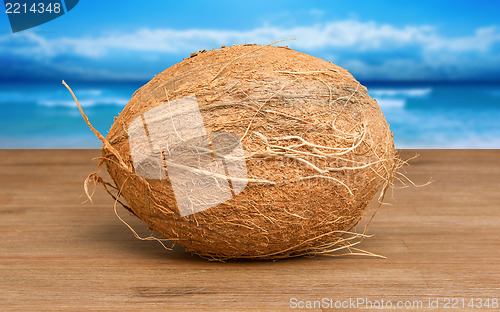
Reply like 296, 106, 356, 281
0, 81, 499, 148
368, 82, 500, 148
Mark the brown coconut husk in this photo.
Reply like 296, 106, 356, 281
65, 43, 399, 260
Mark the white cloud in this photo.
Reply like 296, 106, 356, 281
309, 9, 325, 18
1, 20, 499, 79
3, 20, 500, 57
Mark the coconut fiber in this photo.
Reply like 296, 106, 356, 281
70, 44, 397, 260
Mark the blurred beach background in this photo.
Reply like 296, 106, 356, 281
1, 0, 499, 148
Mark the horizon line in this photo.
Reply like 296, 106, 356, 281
1, 78, 500, 85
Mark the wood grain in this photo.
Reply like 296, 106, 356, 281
0, 149, 499, 311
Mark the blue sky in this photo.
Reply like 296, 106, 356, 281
1, 0, 500, 82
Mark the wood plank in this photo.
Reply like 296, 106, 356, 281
0, 149, 499, 311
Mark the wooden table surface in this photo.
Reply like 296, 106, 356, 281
0, 149, 499, 311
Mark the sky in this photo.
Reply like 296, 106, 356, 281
1, 0, 500, 82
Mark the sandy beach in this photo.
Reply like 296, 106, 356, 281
0, 149, 499, 311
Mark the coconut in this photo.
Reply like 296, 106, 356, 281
66, 43, 397, 260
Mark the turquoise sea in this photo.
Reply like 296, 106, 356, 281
1, 81, 499, 148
